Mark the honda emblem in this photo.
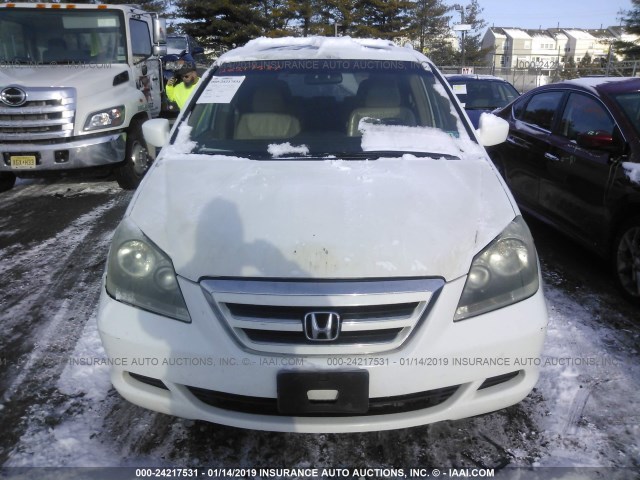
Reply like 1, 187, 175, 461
303, 312, 341, 341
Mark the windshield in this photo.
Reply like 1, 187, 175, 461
449, 79, 519, 110
611, 91, 640, 136
0, 8, 126, 65
167, 36, 188, 55
185, 60, 467, 158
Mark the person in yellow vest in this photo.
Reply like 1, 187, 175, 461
166, 63, 200, 110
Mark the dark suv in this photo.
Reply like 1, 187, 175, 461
489, 77, 640, 302
166, 34, 206, 64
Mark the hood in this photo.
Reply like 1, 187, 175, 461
0, 65, 129, 102
129, 154, 516, 282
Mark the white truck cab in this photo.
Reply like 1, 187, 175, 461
0, 2, 167, 191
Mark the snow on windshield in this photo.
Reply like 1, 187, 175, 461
267, 142, 310, 158
359, 122, 484, 159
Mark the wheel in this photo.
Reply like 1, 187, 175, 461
115, 122, 151, 190
0, 172, 16, 193
612, 217, 640, 303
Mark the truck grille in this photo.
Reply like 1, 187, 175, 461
0, 87, 76, 141
201, 278, 444, 355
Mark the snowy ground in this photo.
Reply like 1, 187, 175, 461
0, 179, 638, 478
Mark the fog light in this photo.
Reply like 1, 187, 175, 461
54, 150, 69, 163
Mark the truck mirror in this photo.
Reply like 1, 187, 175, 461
154, 44, 167, 57
142, 118, 170, 147
153, 17, 167, 44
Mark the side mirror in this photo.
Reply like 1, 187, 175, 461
192, 46, 205, 55
153, 17, 167, 44
153, 44, 167, 57
142, 118, 170, 148
576, 131, 617, 151
475, 112, 509, 147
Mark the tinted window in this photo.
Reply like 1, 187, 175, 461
559, 93, 614, 140
612, 91, 640, 136
520, 91, 564, 130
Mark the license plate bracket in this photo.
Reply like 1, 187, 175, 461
277, 370, 369, 415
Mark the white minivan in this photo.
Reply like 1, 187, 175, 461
97, 37, 548, 433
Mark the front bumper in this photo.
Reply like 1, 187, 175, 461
97, 275, 548, 433
0, 132, 125, 172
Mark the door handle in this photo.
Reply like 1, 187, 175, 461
544, 152, 560, 162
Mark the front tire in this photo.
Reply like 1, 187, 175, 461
612, 217, 640, 303
115, 122, 151, 190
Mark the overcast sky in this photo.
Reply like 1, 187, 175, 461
455, 0, 633, 30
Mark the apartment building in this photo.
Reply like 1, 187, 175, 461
482, 26, 634, 69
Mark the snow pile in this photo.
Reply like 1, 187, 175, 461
622, 162, 640, 185
162, 124, 196, 155
216, 36, 428, 65
359, 121, 486, 160
267, 142, 310, 157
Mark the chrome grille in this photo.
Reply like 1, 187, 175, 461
201, 278, 444, 355
0, 87, 76, 141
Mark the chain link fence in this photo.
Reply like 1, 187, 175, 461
439, 61, 640, 92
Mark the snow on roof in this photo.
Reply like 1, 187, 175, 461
502, 29, 532, 39
216, 36, 429, 65
488, 28, 507, 38
564, 29, 596, 39
526, 30, 554, 40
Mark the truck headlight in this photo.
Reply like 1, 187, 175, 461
105, 219, 190, 322
84, 106, 125, 131
454, 216, 539, 321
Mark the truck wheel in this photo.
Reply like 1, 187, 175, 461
0, 172, 16, 193
115, 122, 151, 190
612, 217, 640, 303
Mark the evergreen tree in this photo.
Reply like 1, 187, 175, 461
175, 0, 263, 52
353, 0, 414, 40
317, 0, 360, 37
407, 0, 451, 57
561, 57, 579, 79
257, 0, 291, 37
615, 0, 640, 58
281, 0, 325, 37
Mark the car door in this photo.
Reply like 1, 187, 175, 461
540, 91, 618, 249
501, 90, 565, 209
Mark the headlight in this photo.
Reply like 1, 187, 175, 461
454, 216, 539, 321
105, 219, 190, 322
84, 106, 125, 131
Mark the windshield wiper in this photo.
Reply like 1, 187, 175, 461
192, 148, 459, 161
324, 151, 460, 160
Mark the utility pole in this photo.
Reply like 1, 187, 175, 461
453, 4, 471, 71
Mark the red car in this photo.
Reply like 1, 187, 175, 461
490, 77, 640, 303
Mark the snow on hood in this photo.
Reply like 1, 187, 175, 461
128, 153, 515, 282
0, 65, 129, 102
